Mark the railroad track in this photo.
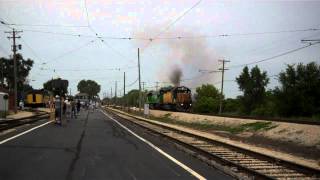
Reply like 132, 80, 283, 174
114, 106, 320, 125
0, 113, 49, 131
105, 108, 320, 180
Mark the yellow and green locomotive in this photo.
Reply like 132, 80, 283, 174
146, 86, 192, 112
25, 89, 51, 108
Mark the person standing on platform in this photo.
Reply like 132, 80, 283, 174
76, 100, 81, 114
54, 95, 61, 125
19, 100, 24, 110
66, 99, 71, 119
71, 99, 77, 119
62, 100, 67, 115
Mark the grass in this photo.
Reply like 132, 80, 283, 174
148, 113, 277, 134
114, 107, 278, 134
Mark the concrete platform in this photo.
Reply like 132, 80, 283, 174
0, 109, 231, 180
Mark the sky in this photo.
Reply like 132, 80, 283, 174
0, 0, 319, 98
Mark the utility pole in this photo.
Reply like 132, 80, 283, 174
123, 72, 126, 97
115, 81, 117, 105
141, 82, 146, 105
110, 87, 112, 105
123, 72, 126, 108
218, 59, 230, 114
5, 28, 22, 113
138, 48, 142, 112
142, 82, 145, 91
1, 61, 4, 88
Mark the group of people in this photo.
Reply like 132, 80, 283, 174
54, 95, 81, 125
62, 98, 81, 119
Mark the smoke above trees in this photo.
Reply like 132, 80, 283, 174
169, 66, 182, 86
134, 28, 220, 88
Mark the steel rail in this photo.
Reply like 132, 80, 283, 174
0, 113, 49, 131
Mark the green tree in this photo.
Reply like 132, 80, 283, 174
193, 84, 220, 113
123, 89, 140, 107
0, 54, 34, 92
274, 62, 320, 117
236, 66, 269, 114
43, 78, 69, 96
223, 98, 240, 113
77, 79, 101, 99
250, 90, 277, 117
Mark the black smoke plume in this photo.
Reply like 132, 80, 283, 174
169, 66, 182, 86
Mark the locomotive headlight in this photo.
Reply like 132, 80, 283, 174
181, 103, 184, 106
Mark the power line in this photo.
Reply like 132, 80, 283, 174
181, 73, 208, 82
42, 39, 96, 64
126, 78, 138, 87
84, 0, 90, 27
20, 37, 46, 63
2, 23, 88, 28
40, 67, 121, 72
141, 0, 203, 51
19, 28, 148, 40
99, 39, 135, 63
155, 0, 203, 38
82, 0, 137, 65
4, 26, 319, 41
22, 29, 94, 38
156, 28, 320, 40
83, 0, 98, 36
228, 42, 320, 69
0, 18, 88, 28
0, 18, 13, 29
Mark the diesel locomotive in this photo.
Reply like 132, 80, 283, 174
146, 86, 192, 112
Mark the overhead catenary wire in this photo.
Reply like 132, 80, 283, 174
155, 28, 320, 40
20, 37, 46, 63
82, 0, 137, 65
99, 39, 136, 64
42, 39, 96, 64
228, 42, 320, 69
153, 0, 203, 38
21, 29, 94, 38
3, 24, 319, 41
0, 18, 14, 29
43, 65, 137, 72
1, 22, 89, 28
40, 67, 121, 72
0, 17, 89, 28
141, 0, 203, 52
126, 78, 139, 87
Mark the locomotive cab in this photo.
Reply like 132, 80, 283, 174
173, 86, 192, 111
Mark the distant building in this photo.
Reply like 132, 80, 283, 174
74, 93, 89, 105
0, 92, 9, 117
0, 87, 14, 111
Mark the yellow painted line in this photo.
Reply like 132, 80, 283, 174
100, 110, 206, 180
0, 120, 54, 145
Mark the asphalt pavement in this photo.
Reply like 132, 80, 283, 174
0, 109, 232, 180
